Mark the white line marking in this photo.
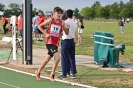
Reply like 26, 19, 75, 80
0, 82, 21, 88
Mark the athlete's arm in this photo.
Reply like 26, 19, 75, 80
32, 18, 35, 27
38, 18, 52, 38
62, 21, 69, 35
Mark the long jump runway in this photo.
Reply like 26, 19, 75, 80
0, 66, 96, 88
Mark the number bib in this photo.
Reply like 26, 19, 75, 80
50, 24, 61, 37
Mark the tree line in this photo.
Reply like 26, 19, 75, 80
0, 3, 44, 17
0, 0, 133, 19
80, 0, 133, 19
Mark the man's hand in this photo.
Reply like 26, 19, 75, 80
65, 23, 70, 30
45, 33, 50, 38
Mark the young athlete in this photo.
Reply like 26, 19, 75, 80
35, 6, 69, 82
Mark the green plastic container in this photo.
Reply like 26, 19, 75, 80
108, 44, 125, 67
101, 32, 114, 44
108, 48, 118, 67
94, 32, 103, 62
98, 32, 114, 62
98, 45, 110, 62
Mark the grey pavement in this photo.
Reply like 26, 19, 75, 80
0, 40, 133, 72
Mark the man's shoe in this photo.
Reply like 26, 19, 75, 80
71, 74, 76, 79
50, 74, 56, 82
66, 73, 70, 76
35, 70, 41, 81
58, 75, 67, 80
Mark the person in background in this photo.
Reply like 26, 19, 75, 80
120, 17, 125, 33
1, 15, 8, 35
38, 12, 46, 41
72, 15, 78, 43
9, 13, 13, 31
77, 18, 84, 45
32, 12, 39, 40
72, 15, 78, 24
18, 14, 23, 46
126, 18, 130, 23
9, 13, 18, 34
58, 9, 77, 79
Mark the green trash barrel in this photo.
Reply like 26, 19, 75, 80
98, 32, 114, 62
101, 32, 114, 44
108, 44, 125, 67
94, 32, 103, 62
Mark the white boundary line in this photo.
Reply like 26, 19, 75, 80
0, 82, 21, 88
0, 66, 97, 88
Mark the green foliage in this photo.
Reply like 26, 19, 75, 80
80, 7, 95, 19
0, 2, 44, 17
1, 1, 133, 19
8, 3, 22, 16
73, 8, 80, 18
80, 1, 133, 19
0, 3, 5, 11
91, 1, 101, 8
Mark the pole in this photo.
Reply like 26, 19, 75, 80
12, 16, 17, 60
23, 0, 32, 65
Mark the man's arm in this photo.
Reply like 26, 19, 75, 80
62, 21, 69, 35
38, 18, 52, 37
32, 18, 35, 27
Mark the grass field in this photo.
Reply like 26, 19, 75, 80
0, 21, 133, 88
0, 67, 82, 88
77, 21, 133, 62
31, 21, 133, 62
0, 21, 133, 62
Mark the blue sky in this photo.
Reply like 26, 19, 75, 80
0, 0, 130, 13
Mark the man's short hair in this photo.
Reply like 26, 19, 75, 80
35, 12, 38, 15
53, 6, 63, 14
38, 12, 42, 16
66, 9, 73, 18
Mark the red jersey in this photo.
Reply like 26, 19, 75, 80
46, 18, 63, 46
1, 16, 6, 25
38, 16, 45, 25
18, 17, 23, 30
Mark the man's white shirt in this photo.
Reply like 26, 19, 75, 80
62, 18, 77, 40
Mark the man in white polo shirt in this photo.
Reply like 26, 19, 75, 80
58, 9, 77, 79
72, 15, 78, 24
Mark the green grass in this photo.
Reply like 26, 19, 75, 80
76, 21, 133, 61
0, 21, 133, 62
1, 22, 133, 87
0, 52, 22, 59
0, 68, 81, 88
42, 66, 133, 88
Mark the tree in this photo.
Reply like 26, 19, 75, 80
0, 3, 5, 12
91, 1, 101, 18
95, 6, 109, 18
38, 9, 44, 15
80, 7, 95, 19
130, 0, 133, 3
91, 1, 101, 8
125, 0, 133, 17
119, 8, 130, 17
109, 2, 120, 18
103, 5, 110, 18
32, 8, 37, 17
8, 3, 22, 16
119, 0, 125, 9
73, 8, 81, 18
